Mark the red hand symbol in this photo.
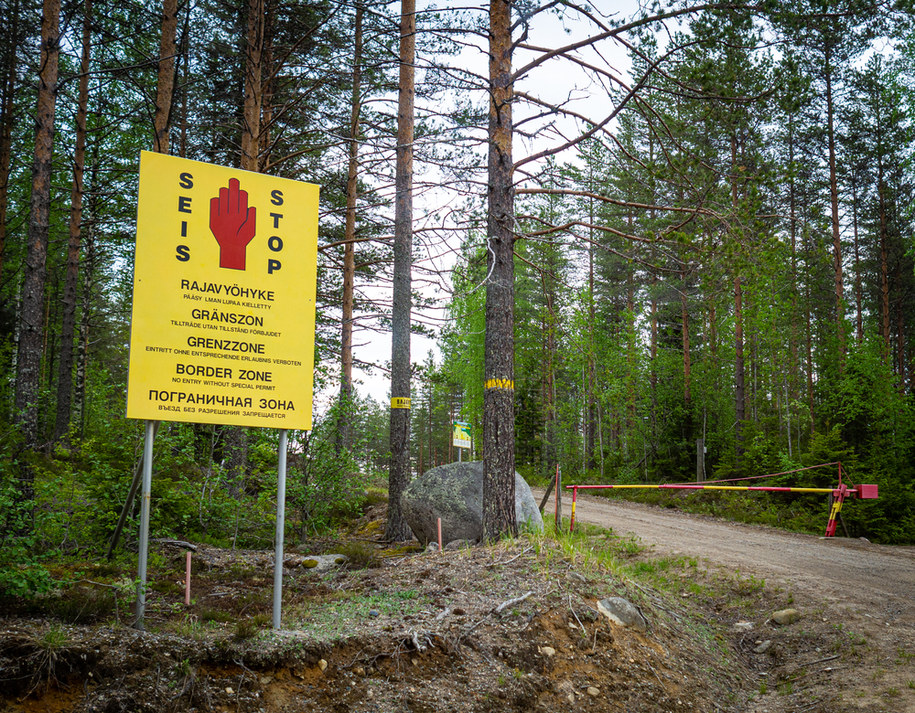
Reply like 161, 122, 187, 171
209, 178, 257, 270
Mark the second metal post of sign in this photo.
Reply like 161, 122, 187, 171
272, 429, 288, 630
135, 419, 157, 630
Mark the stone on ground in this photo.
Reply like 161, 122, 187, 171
400, 461, 543, 545
597, 597, 648, 632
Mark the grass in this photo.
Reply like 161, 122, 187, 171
289, 589, 428, 640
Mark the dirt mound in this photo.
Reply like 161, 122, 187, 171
0, 514, 887, 712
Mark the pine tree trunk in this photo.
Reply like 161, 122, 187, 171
735, 273, 745, 458
54, 0, 92, 444
585, 202, 596, 470
221, 0, 264, 483
878, 173, 890, 362
681, 263, 691, 407
731, 134, 744, 458
153, 0, 177, 154
824, 47, 845, 367
241, 0, 263, 170
15, 0, 61, 465
851, 180, 863, 345
340, 2, 363, 446
74, 159, 98, 438
0, 0, 21, 277
482, 0, 516, 541
385, 0, 415, 542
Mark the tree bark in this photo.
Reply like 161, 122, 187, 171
681, 263, 691, 407
340, 2, 363, 440
878, 171, 890, 363
153, 0, 178, 154
14, 0, 61, 464
824, 46, 845, 368
851, 179, 863, 345
220, 0, 265, 485
734, 273, 745, 458
0, 0, 21, 277
482, 0, 516, 541
241, 0, 264, 170
54, 0, 92, 443
385, 0, 415, 542
731, 133, 744, 458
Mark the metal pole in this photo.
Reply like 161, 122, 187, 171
272, 429, 288, 630
135, 419, 157, 630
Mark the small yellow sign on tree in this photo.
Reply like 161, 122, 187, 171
126, 151, 319, 429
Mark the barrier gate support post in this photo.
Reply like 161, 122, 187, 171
824, 482, 848, 538
569, 486, 578, 533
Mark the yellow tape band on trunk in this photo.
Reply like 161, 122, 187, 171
484, 379, 514, 390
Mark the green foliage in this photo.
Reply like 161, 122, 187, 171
289, 399, 377, 537
0, 479, 55, 597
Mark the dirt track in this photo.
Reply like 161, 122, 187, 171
538, 490, 915, 620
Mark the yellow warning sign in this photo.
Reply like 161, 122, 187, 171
452, 421, 472, 449
126, 151, 319, 429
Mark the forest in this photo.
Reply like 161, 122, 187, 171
1, 0, 914, 597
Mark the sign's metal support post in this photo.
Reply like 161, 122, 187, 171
272, 429, 288, 630
135, 419, 157, 631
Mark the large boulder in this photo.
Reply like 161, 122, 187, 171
401, 461, 543, 545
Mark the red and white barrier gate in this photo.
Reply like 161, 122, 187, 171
565, 462, 879, 537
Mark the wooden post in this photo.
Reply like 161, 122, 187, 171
696, 438, 705, 482
184, 551, 191, 606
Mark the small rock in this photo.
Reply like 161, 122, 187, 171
425, 542, 440, 553
411, 658, 419, 667
354, 666, 366, 676
540, 646, 556, 657
771, 608, 801, 626
754, 640, 774, 654
597, 597, 648, 632
259, 675, 273, 685
587, 686, 600, 697
318, 659, 328, 672
368, 609, 380, 618
569, 572, 587, 583
367, 689, 374, 698
556, 680, 575, 704
733, 621, 754, 631
225, 687, 234, 695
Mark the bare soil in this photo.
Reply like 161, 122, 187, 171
539, 489, 915, 712
1, 498, 913, 713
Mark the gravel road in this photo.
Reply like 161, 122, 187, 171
536, 489, 915, 622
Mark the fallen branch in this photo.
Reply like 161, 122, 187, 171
495, 590, 533, 615
152, 538, 197, 551
489, 547, 533, 568
461, 591, 535, 640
